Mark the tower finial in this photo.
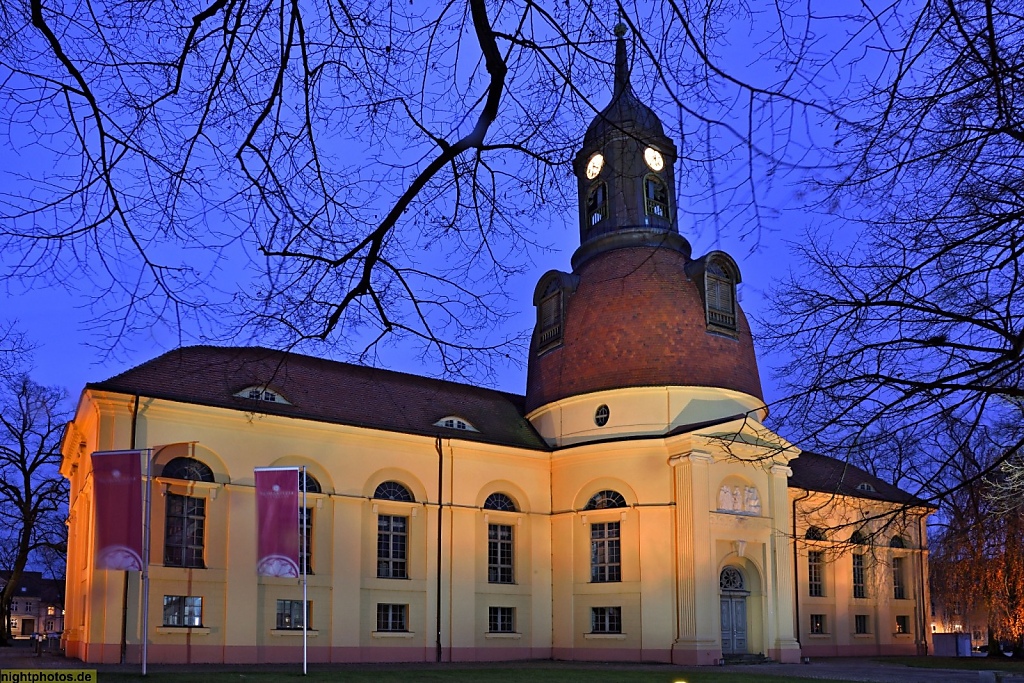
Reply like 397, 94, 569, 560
613, 23, 630, 97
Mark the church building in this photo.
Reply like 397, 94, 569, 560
59, 27, 933, 666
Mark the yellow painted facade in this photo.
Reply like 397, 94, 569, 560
60, 378, 931, 665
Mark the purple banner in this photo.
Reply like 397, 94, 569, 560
255, 468, 300, 577
91, 450, 144, 571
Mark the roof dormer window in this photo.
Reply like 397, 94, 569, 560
856, 482, 876, 493
434, 416, 478, 432
235, 386, 291, 404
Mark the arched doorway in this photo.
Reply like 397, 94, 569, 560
720, 566, 749, 655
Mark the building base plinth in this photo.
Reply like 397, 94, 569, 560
671, 639, 720, 665
769, 639, 803, 663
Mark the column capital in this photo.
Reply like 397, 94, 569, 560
770, 464, 793, 477
669, 450, 714, 467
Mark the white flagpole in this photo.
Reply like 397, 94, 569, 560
301, 466, 307, 676
142, 448, 152, 677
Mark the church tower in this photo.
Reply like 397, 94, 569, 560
525, 25, 764, 441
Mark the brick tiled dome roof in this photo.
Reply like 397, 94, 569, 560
525, 247, 763, 413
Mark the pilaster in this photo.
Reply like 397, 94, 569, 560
669, 450, 718, 664
768, 464, 801, 662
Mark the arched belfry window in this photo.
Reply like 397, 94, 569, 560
806, 526, 827, 541
890, 535, 906, 549
587, 182, 608, 227
644, 174, 669, 219
373, 481, 414, 502
584, 490, 627, 510
162, 457, 214, 482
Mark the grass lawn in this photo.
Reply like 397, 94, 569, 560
874, 655, 1024, 672
93, 667, 862, 683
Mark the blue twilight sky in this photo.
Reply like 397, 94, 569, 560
3, 211, 798, 405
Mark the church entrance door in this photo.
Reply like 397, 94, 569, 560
720, 566, 748, 655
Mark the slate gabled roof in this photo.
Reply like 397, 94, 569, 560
87, 346, 548, 450
86, 346, 929, 507
787, 450, 935, 508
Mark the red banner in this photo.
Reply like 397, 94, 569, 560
91, 450, 144, 571
255, 468, 300, 577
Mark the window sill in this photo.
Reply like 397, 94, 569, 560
484, 632, 522, 640
807, 633, 831, 639
893, 633, 913, 638
853, 633, 872, 639
584, 633, 626, 640
156, 627, 210, 635
371, 631, 414, 639
270, 629, 319, 637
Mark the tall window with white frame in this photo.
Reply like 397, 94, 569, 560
591, 522, 621, 582
162, 457, 214, 569
809, 613, 826, 635
892, 556, 906, 599
585, 489, 626, 583
852, 553, 866, 599
300, 472, 321, 575
488, 524, 514, 584
374, 481, 413, 579
808, 550, 824, 597
855, 614, 869, 635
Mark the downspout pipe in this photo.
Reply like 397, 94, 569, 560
120, 394, 140, 664
918, 513, 928, 655
435, 435, 443, 664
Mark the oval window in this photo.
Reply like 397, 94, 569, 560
594, 404, 610, 427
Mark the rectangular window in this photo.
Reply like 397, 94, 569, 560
893, 556, 906, 599
808, 550, 824, 597
301, 508, 313, 575
852, 553, 866, 599
591, 522, 621, 583
855, 614, 869, 634
46, 606, 55, 616
164, 494, 206, 568
377, 515, 408, 579
376, 603, 407, 632
488, 606, 515, 633
162, 595, 202, 627
275, 600, 310, 630
488, 524, 514, 584
809, 613, 826, 635
591, 606, 622, 634
896, 615, 910, 634
45, 620, 54, 631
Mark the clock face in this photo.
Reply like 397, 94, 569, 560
644, 147, 664, 171
585, 153, 604, 179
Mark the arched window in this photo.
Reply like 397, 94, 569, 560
644, 174, 669, 219
373, 481, 414, 502
538, 285, 563, 352
587, 181, 608, 227
162, 457, 214, 482
889, 535, 906, 549
720, 566, 745, 591
302, 472, 321, 494
584, 490, 627, 510
483, 492, 517, 512
705, 261, 736, 330
805, 526, 826, 541
851, 529, 868, 545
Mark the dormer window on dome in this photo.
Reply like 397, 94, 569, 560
685, 252, 741, 336
532, 270, 580, 356
235, 385, 291, 404
434, 416, 478, 432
